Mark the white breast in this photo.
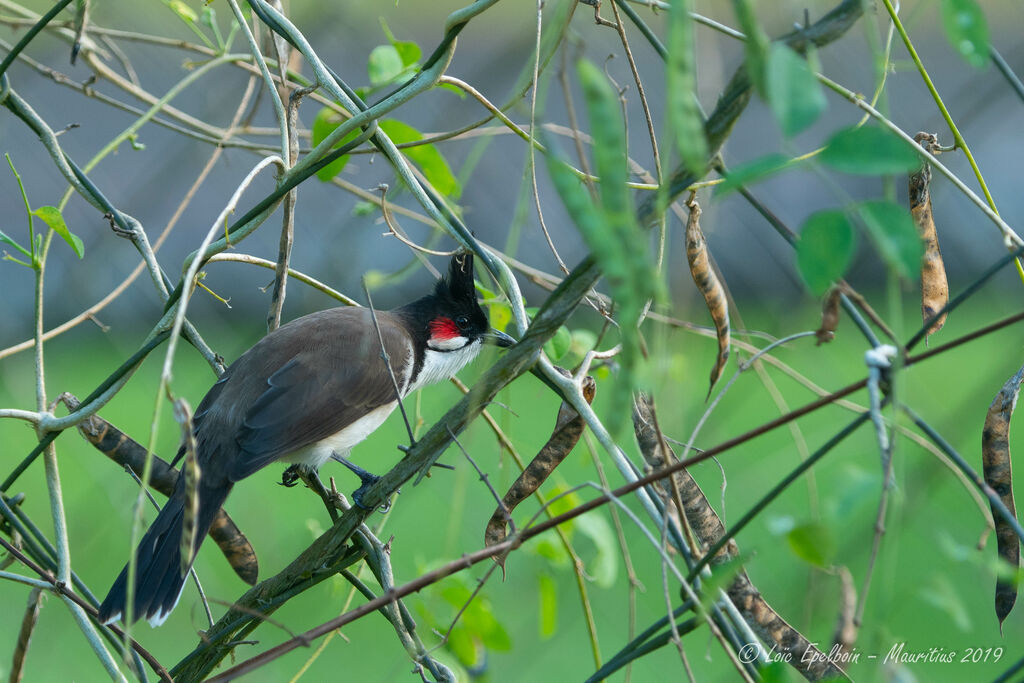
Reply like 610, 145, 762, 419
284, 339, 480, 470
284, 401, 398, 469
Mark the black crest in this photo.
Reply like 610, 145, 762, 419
438, 252, 476, 302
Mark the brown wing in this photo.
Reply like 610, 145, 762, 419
191, 308, 414, 483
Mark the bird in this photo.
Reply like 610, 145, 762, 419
98, 252, 514, 626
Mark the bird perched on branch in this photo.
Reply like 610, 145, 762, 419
99, 252, 514, 626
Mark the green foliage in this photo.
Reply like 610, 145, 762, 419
0, 228, 32, 267
717, 153, 795, 196
543, 325, 572, 361
366, 21, 422, 87
166, 0, 197, 24
538, 572, 558, 638
857, 200, 922, 281
665, 0, 707, 176
941, 0, 990, 69
573, 508, 618, 588
2, 155, 83, 266
820, 125, 920, 175
786, 522, 836, 567
310, 106, 360, 182
379, 19, 422, 71
731, 0, 771, 97
32, 206, 83, 259
379, 120, 460, 198
796, 210, 856, 295
367, 45, 406, 86
766, 44, 826, 137
425, 576, 512, 670
309, 114, 459, 197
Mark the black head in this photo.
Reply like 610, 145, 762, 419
399, 253, 515, 352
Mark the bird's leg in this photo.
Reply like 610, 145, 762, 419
300, 468, 340, 523
330, 452, 393, 512
280, 465, 345, 522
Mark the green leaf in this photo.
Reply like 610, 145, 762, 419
532, 535, 572, 568
857, 200, 923, 281
352, 201, 375, 216
367, 45, 405, 86
464, 600, 512, 652
731, 0, 770, 97
766, 43, 826, 137
717, 153, 795, 196
575, 511, 618, 588
941, 0, 989, 69
393, 40, 421, 68
538, 573, 558, 638
796, 210, 856, 295
447, 627, 480, 668
439, 580, 472, 609
378, 19, 421, 68
310, 106, 359, 182
200, 6, 217, 32
167, 0, 197, 23
758, 661, 795, 683
0, 229, 33, 259
665, 0, 707, 176
488, 301, 512, 333
787, 522, 836, 567
32, 206, 84, 258
569, 328, 597, 358
543, 325, 572, 360
820, 126, 920, 175
379, 120, 460, 198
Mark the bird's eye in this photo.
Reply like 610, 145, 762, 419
455, 315, 470, 330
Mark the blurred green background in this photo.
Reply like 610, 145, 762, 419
2, 295, 1023, 681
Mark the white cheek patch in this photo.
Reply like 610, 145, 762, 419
427, 335, 469, 351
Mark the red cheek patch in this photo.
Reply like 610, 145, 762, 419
429, 317, 460, 340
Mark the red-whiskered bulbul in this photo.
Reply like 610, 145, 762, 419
98, 253, 514, 626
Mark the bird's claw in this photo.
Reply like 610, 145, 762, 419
279, 465, 302, 487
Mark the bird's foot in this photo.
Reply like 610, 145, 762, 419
279, 465, 302, 487
330, 452, 394, 511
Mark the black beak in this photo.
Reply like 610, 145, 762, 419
483, 329, 516, 348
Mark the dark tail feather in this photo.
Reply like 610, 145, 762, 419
99, 481, 231, 626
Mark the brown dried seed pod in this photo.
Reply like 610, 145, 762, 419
910, 132, 949, 336
981, 365, 1023, 628
816, 286, 842, 345
685, 199, 730, 397
484, 377, 596, 571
